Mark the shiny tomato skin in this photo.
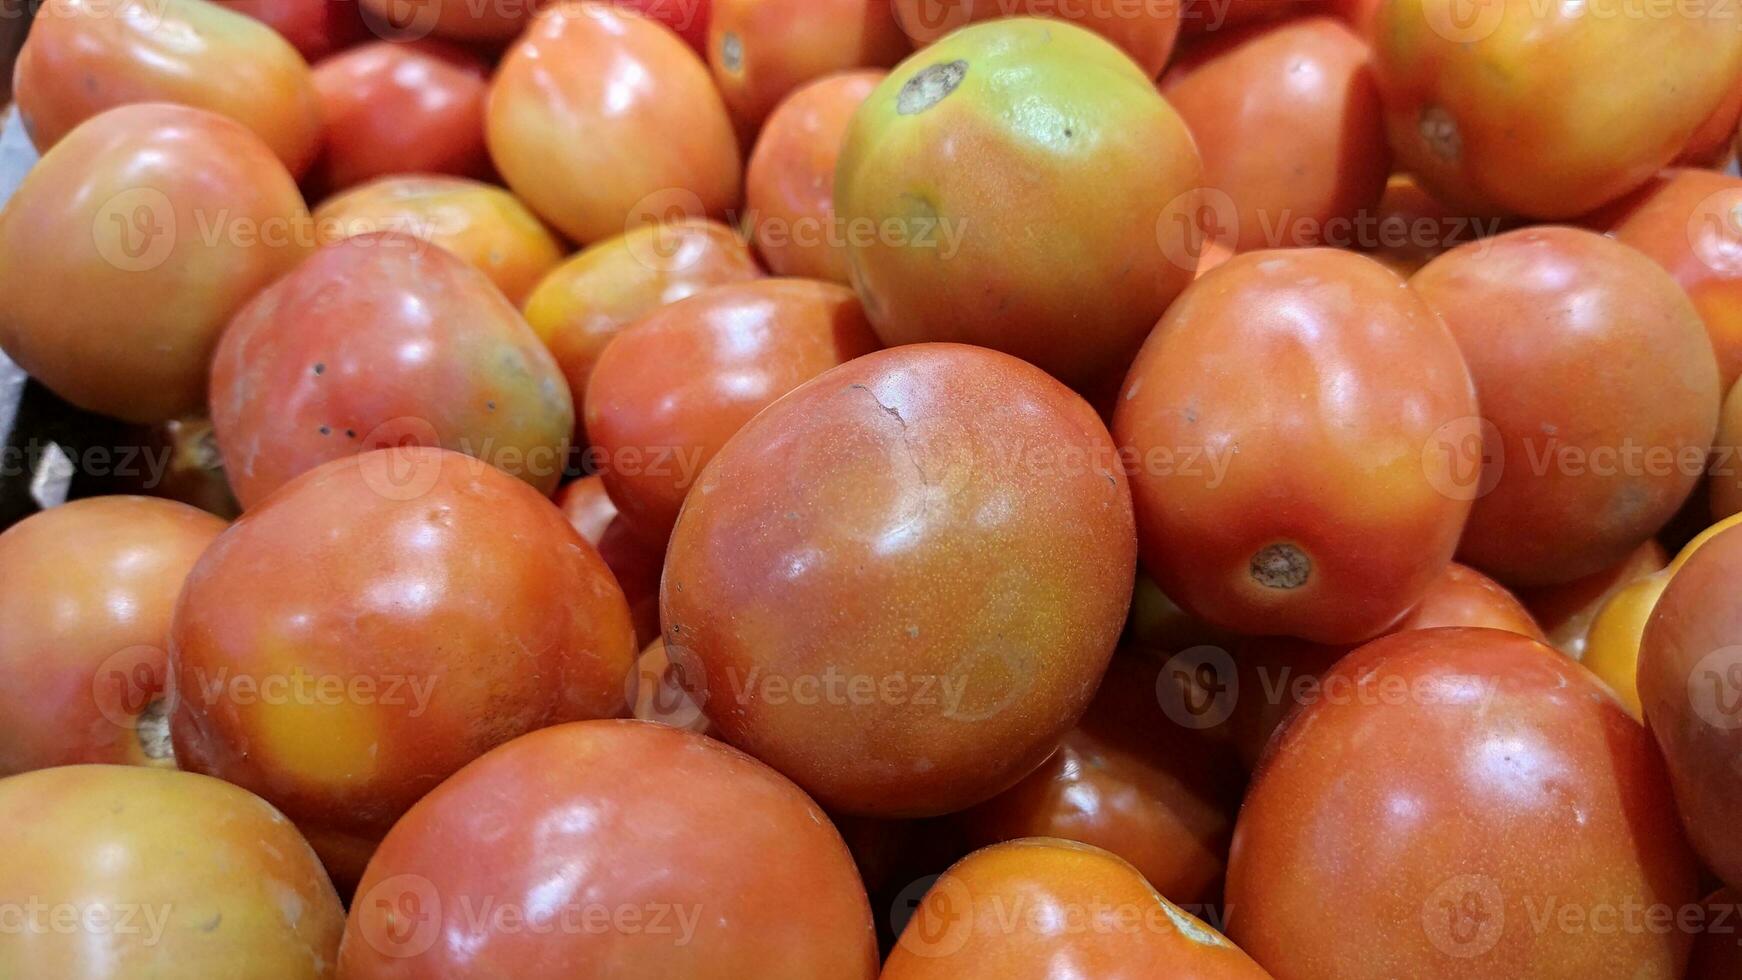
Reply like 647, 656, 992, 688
209, 233, 573, 509
0, 103, 311, 423
1410, 227, 1721, 587
1160, 16, 1389, 253
1228, 628, 1701, 979
357, 0, 543, 41
522, 219, 763, 434
308, 39, 492, 195
1114, 248, 1477, 644
487, 3, 741, 244
338, 720, 878, 979
555, 476, 665, 648
709, 0, 908, 134
883, 839, 1271, 979
836, 17, 1203, 393
216, 0, 371, 61
312, 176, 567, 306
1639, 523, 1742, 891
169, 447, 636, 891
745, 70, 883, 283
0, 765, 344, 978
17, 0, 323, 177
1402, 561, 1543, 641
893, 0, 1181, 77
1372, 0, 1742, 218
584, 279, 881, 543
1521, 539, 1669, 660
662, 344, 1136, 817
0, 498, 225, 776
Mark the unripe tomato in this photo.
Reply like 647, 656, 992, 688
1372, 0, 1742, 218
17, 0, 323, 177
1115, 249, 1477, 644
892, 0, 1182, 77
709, 0, 907, 134
487, 3, 741, 243
663, 344, 1135, 816
836, 17, 1203, 392
0, 104, 311, 423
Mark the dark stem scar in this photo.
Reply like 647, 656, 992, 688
898, 61, 969, 116
1250, 543, 1311, 590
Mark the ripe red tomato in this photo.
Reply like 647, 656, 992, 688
1410, 227, 1721, 586
893, 0, 1181, 77
1521, 539, 1670, 659
662, 344, 1136, 816
308, 39, 493, 195
1372, 0, 1742, 218
1180, 0, 1293, 37
0, 498, 225, 775
358, 0, 542, 41
556, 476, 665, 648
339, 720, 879, 978
1228, 628, 1701, 978
0, 104, 311, 423
883, 839, 1271, 979
0, 765, 345, 977
209, 233, 574, 508
16, 0, 323, 177
1402, 561, 1544, 641
216, 0, 371, 62
836, 17, 1204, 393
487, 3, 741, 244
709, 0, 908, 134
312, 176, 567, 306
745, 70, 884, 283
1160, 16, 1389, 253
522, 219, 764, 436
955, 652, 1246, 907
169, 448, 637, 890
584, 279, 881, 542
618, 0, 713, 53
1115, 249, 1477, 644
1639, 522, 1742, 892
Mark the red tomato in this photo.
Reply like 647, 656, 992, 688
487, 3, 741, 243
1160, 16, 1389, 253
1228, 628, 1701, 978
217, 0, 371, 61
883, 839, 1271, 979
1680, 82, 1742, 168
1639, 523, 1742, 892
308, 39, 492, 195
1410, 227, 1721, 586
1114, 249, 1477, 644
169, 448, 636, 890
312, 176, 567, 306
662, 344, 1135, 817
893, 0, 1180, 77
709, 0, 908, 134
357, 0, 543, 41
522, 219, 764, 436
955, 652, 1246, 907
0, 498, 225, 775
836, 18, 1204, 393
16, 0, 323, 177
584, 279, 881, 542
1689, 888, 1742, 980
1521, 539, 1670, 660
556, 476, 665, 648
1372, 0, 1742, 218
618, 0, 713, 52
745, 70, 884, 283
339, 720, 878, 978
209, 233, 574, 509
1401, 561, 1543, 641
0, 765, 345, 977
0, 104, 311, 423
1180, 0, 1294, 36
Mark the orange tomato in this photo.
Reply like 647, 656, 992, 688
358, 0, 544, 41
893, 0, 1181, 76
709, 0, 908, 134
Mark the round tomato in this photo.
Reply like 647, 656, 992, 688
1372, 0, 1742, 218
0, 765, 344, 978
584, 279, 881, 542
662, 344, 1135, 816
339, 720, 878, 978
169, 447, 636, 890
312, 175, 566, 306
487, 3, 741, 244
17, 0, 323, 176
1115, 248, 1476, 644
1160, 16, 1389, 253
1228, 628, 1700, 978
308, 39, 492, 195
836, 17, 1203, 393
0, 498, 225, 775
1521, 539, 1668, 660
1411, 227, 1721, 586
210, 232, 573, 508
709, 0, 908, 134
893, 0, 1181, 77
555, 476, 665, 647
745, 70, 883, 283
0, 104, 310, 423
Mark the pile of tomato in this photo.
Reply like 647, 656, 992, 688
3, 0, 1742, 976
